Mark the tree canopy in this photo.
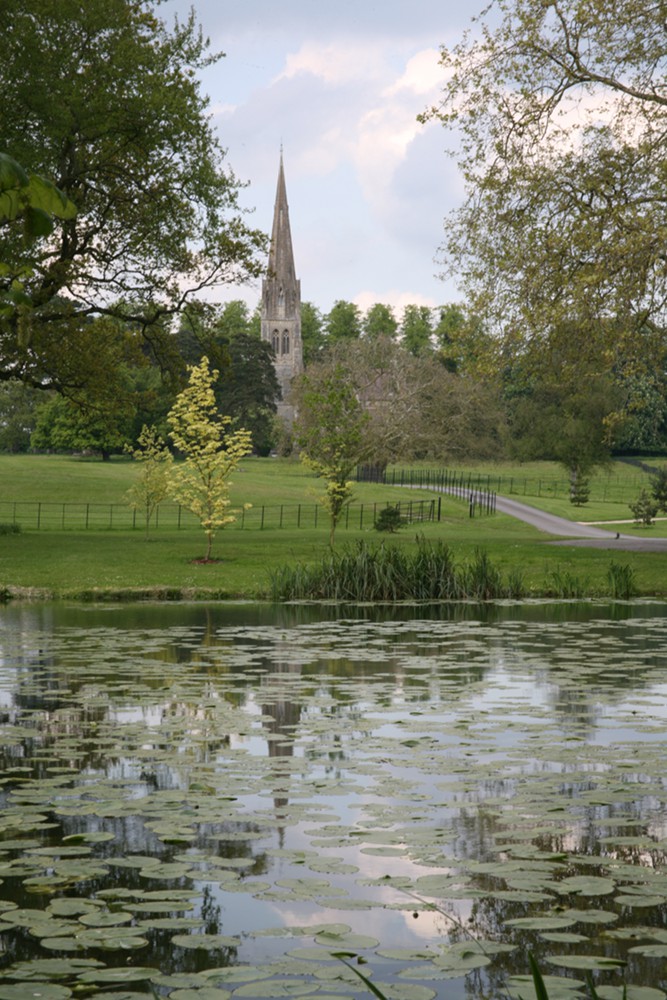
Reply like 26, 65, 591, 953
425, 0, 667, 349
1, 0, 265, 395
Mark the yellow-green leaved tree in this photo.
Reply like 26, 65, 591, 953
125, 424, 173, 538
168, 356, 252, 560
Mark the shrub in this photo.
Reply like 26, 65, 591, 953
629, 488, 659, 526
0, 523, 21, 535
374, 504, 405, 533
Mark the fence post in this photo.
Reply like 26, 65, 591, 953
261, 506, 265, 529
297, 504, 301, 528
280, 505, 283, 528
437, 496, 441, 522
314, 505, 318, 528
37, 502, 41, 530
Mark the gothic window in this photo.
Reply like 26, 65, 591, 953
282, 330, 290, 355
271, 330, 279, 353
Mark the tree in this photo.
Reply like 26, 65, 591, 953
167, 356, 252, 561
433, 303, 496, 376
400, 305, 433, 356
425, 0, 667, 366
31, 393, 132, 460
0, 380, 40, 452
125, 425, 173, 538
295, 337, 507, 471
1, 0, 265, 396
293, 365, 371, 546
300, 302, 325, 364
363, 303, 398, 341
325, 301, 362, 343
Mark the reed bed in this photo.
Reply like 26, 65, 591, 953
271, 537, 526, 601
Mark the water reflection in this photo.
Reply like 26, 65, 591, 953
0, 600, 667, 997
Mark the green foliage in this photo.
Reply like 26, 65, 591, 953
167, 356, 252, 559
569, 475, 590, 507
271, 537, 524, 601
373, 504, 405, 533
0, 0, 264, 394
293, 363, 370, 545
324, 300, 362, 342
607, 561, 638, 599
650, 467, 667, 512
546, 567, 588, 598
629, 488, 659, 526
400, 303, 433, 356
125, 425, 173, 538
363, 303, 398, 341
0, 522, 21, 535
426, 0, 667, 339
0, 380, 40, 452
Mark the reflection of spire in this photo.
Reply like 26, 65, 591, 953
261, 662, 302, 847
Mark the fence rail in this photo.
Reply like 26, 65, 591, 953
358, 465, 645, 503
0, 498, 443, 532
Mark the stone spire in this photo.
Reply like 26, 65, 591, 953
261, 151, 303, 424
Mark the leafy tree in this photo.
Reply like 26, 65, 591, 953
0, 381, 40, 453
300, 302, 325, 364
1, 0, 265, 396
425, 0, 667, 364
293, 365, 370, 546
31, 393, 132, 460
167, 356, 252, 560
175, 303, 280, 453
650, 468, 667, 514
325, 300, 362, 343
295, 337, 506, 471
363, 303, 398, 340
433, 303, 496, 376
125, 425, 173, 538
630, 489, 659, 527
400, 305, 433, 356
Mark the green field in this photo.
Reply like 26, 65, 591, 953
0, 454, 665, 599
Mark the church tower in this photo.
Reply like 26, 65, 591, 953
261, 152, 303, 424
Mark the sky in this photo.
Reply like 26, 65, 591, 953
165, 0, 478, 319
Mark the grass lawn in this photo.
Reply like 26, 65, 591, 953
1, 454, 665, 599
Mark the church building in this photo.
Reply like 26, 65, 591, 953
260, 152, 303, 424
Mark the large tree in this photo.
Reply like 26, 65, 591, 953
425, 0, 667, 359
1, 0, 265, 396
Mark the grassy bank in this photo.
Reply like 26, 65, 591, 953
1, 455, 665, 600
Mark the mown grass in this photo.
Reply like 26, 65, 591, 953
1, 455, 665, 599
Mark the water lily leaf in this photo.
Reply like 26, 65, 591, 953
78, 911, 133, 927
76, 967, 160, 983
228, 981, 317, 996
171, 934, 238, 950
374, 983, 436, 999
506, 916, 576, 930
557, 876, 616, 896
628, 945, 667, 958
596, 988, 665, 1000
168, 991, 232, 1000
314, 932, 379, 949
546, 955, 626, 971
507, 974, 585, 1000
0, 987, 72, 1000
540, 932, 590, 944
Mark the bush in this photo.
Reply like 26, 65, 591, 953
0, 523, 21, 535
629, 488, 659, 526
374, 504, 405, 533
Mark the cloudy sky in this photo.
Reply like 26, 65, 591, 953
166, 0, 477, 318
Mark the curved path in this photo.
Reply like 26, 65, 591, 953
494, 494, 667, 552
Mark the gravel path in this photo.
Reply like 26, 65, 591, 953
494, 494, 667, 552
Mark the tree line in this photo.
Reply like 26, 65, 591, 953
2, 0, 667, 502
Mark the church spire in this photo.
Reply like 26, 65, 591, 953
267, 150, 297, 291
261, 151, 303, 425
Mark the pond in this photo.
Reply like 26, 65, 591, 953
1, 599, 667, 1000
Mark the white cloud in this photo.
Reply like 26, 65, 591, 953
275, 41, 387, 86
354, 289, 437, 314
385, 48, 445, 96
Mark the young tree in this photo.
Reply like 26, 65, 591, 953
125, 425, 173, 538
325, 301, 362, 343
293, 365, 370, 546
363, 303, 398, 340
425, 0, 667, 364
400, 305, 433, 356
300, 301, 325, 364
1, 0, 265, 397
167, 356, 252, 560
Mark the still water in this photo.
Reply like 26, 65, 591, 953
1, 599, 667, 1000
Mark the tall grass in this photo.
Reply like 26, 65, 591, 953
271, 537, 526, 601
